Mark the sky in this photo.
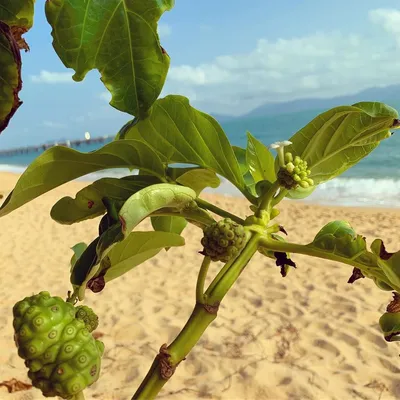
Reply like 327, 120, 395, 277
2, 0, 400, 149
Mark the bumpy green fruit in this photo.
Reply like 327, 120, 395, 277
12, 291, 104, 399
201, 218, 247, 262
75, 305, 99, 333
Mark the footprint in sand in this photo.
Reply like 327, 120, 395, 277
313, 321, 334, 337
335, 331, 360, 347
378, 356, 400, 373
313, 338, 341, 356
362, 330, 388, 350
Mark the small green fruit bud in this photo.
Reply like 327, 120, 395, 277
299, 181, 310, 188
285, 162, 295, 173
284, 152, 293, 163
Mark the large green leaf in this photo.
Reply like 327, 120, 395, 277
45, 0, 173, 117
308, 220, 398, 291
51, 175, 161, 224
70, 242, 88, 272
232, 146, 248, 175
246, 131, 275, 183
0, 140, 165, 217
0, 0, 35, 30
281, 102, 399, 188
175, 169, 220, 195
102, 231, 185, 283
151, 215, 187, 236
94, 183, 197, 261
232, 145, 257, 197
371, 239, 400, 292
118, 95, 246, 192
0, 21, 22, 134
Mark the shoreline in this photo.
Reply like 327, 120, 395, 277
1, 171, 400, 214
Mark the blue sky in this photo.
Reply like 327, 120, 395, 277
2, 0, 400, 149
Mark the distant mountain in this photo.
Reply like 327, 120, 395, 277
213, 85, 400, 121
210, 113, 236, 123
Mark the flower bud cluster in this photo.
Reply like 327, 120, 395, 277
277, 152, 314, 190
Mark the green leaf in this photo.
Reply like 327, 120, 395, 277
0, 22, 22, 134
175, 169, 220, 195
246, 131, 275, 183
0, 140, 165, 218
0, 0, 35, 30
379, 312, 400, 342
70, 242, 88, 271
281, 102, 398, 187
371, 239, 400, 292
71, 237, 100, 287
104, 231, 185, 282
119, 95, 245, 192
232, 146, 249, 175
118, 183, 196, 237
45, 0, 173, 117
151, 215, 187, 236
51, 175, 161, 225
285, 185, 316, 200
94, 183, 196, 261
307, 220, 397, 291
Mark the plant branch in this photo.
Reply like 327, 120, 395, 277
256, 181, 280, 217
204, 257, 236, 298
258, 235, 392, 287
271, 188, 288, 207
196, 198, 245, 224
196, 256, 211, 303
131, 232, 260, 399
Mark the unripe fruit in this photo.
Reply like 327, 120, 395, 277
201, 218, 247, 262
75, 305, 99, 333
13, 292, 104, 399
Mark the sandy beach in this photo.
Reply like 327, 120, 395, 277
1, 171, 400, 400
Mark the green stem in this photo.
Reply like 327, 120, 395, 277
256, 181, 280, 217
196, 198, 244, 224
207, 234, 260, 303
196, 257, 211, 303
204, 256, 236, 298
73, 392, 85, 400
258, 235, 391, 286
66, 288, 79, 304
132, 304, 217, 399
271, 188, 288, 207
131, 232, 260, 399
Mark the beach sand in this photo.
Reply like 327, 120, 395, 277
1, 171, 400, 400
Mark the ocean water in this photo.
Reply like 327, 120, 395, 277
1, 108, 400, 208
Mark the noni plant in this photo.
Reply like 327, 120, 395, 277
1, 1, 400, 399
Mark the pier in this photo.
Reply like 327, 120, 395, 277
0, 135, 114, 157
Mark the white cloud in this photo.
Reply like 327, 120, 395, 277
370, 9, 400, 43
162, 10, 400, 115
31, 70, 74, 84
158, 23, 171, 39
43, 120, 66, 129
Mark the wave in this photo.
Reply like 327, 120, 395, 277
1, 164, 399, 208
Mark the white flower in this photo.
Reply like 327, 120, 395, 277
268, 141, 292, 167
268, 140, 292, 150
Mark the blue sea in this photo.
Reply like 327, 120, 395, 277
1, 108, 400, 208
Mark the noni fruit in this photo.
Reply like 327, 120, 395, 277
201, 218, 247, 262
12, 291, 104, 399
